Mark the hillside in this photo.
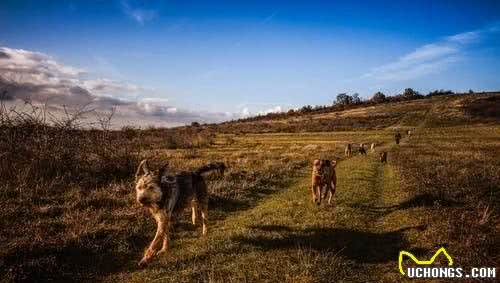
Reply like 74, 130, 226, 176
209, 93, 500, 133
1, 92, 499, 282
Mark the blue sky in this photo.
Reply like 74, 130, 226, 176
1, 0, 500, 123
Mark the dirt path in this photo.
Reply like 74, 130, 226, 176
108, 149, 415, 282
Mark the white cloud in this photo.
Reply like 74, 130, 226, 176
362, 23, 500, 82
80, 78, 143, 94
257, 105, 283, 116
0, 46, 230, 126
241, 107, 250, 118
445, 31, 480, 44
0, 46, 143, 105
140, 97, 169, 105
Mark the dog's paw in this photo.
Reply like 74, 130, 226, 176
138, 257, 150, 267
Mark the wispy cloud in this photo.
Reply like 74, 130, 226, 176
362, 23, 500, 82
262, 11, 278, 24
120, 0, 158, 25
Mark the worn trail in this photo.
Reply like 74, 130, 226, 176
108, 150, 414, 282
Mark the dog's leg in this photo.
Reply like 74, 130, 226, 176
325, 184, 331, 205
311, 178, 317, 203
158, 213, 174, 255
316, 185, 322, 205
139, 210, 167, 266
200, 201, 208, 236
191, 200, 198, 226
328, 181, 336, 205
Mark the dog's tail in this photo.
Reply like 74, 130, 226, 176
195, 162, 226, 176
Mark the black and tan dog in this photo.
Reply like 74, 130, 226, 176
380, 152, 387, 163
311, 159, 337, 205
134, 159, 225, 266
359, 143, 367, 155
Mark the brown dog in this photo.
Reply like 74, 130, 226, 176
380, 152, 387, 163
345, 144, 352, 158
359, 143, 367, 155
134, 160, 225, 266
311, 159, 337, 205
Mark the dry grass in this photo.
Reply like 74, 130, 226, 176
0, 94, 499, 282
390, 127, 500, 268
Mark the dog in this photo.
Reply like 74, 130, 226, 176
380, 152, 387, 163
359, 143, 367, 155
370, 143, 375, 152
311, 159, 337, 205
345, 143, 352, 158
395, 132, 402, 145
134, 159, 225, 266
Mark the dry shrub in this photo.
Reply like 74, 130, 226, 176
0, 103, 143, 282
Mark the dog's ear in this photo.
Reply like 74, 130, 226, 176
135, 159, 150, 180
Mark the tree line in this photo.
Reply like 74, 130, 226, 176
232, 88, 479, 122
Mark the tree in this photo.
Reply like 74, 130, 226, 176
352, 93, 362, 104
300, 105, 313, 113
336, 93, 353, 105
427, 89, 454, 97
371, 91, 386, 103
403, 88, 419, 99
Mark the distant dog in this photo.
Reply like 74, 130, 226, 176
371, 143, 375, 152
407, 130, 412, 137
311, 159, 337, 205
345, 144, 352, 158
359, 143, 367, 155
395, 132, 402, 145
134, 160, 225, 266
380, 152, 387, 163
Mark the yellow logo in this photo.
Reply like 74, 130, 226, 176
398, 247, 453, 275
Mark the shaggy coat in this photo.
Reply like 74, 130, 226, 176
134, 160, 225, 266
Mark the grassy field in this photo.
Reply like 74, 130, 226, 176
103, 127, 498, 282
1, 94, 499, 282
